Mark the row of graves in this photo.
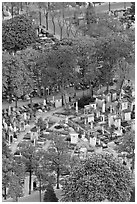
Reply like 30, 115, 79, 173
2, 97, 62, 145
62, 80, 135, 161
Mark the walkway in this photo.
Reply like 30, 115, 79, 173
10, 107, 64, 154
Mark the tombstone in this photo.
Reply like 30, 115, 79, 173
43, 99, 46, 106
91, 121, 93, 129
102, 101, 105, 113
55, 99, 62, 108
124, 111, 131, 121
65, 116, 68, 124
102, 125, 105, 134
100, 115, 105, 122
121, 101, 128, 111
76, 101, 78, 113
79, 148, 87, 160
88, 114, 94, 123
108, 115, 114, 127
110, 105, 113, 113
84, 118, 87, 125
46, 121, 49, 129
20, 121, 25, 132
115, 118, 121, 130
90, 136, 96, 147
8, 106, 11, 116
70, 132, 79, 144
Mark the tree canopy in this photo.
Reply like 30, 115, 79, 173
2, 14, 37, 53
61, 152, 133, 202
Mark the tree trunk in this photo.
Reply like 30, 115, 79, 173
3, 186, 6, 200
45, 12, 48, 30
15, 196, 18, 202
56, 167, 60, 189
39, 11, 42, 26
131, 153, 135, 173
15, 97, 18, 109
106, 83, 109, 94
20, 2, 23, 11
90, 83, 93, 98
2, 5, 4, 20
51, 18, 55, 35
60, 27, 63, 40
44, 87, 47, 101
11, 3, 14, 19
29, 170, 32, 195
39, 179, 42, 202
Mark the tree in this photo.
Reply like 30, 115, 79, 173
2, 155, 12, 200
43, 184, 58, 202
85, 2, 97, 26
2, 14, 37, 53
116, 131, 135, 172
44, 46, 77, 105
20, 142, 37, 195
8, 158, 26, 202
44, 133, 71, 189
94, 34, 133, 92
34, 149, 56, 202
2, 52, 34, 106
61, 152, 133, 202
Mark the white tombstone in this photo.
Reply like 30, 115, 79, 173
91, 121, 93, 129
8, 106, 11, 116
55, 99, 62, 108
79, 148, 87, 160
125, 112, 131, 121
70, 132, 78, 144
115, 118, 121, 130
65, 116, 68, 124
24, 112, 27, 120
90, 136, 96, 147
108, 115, 114, 127
102, 102, 105, 113
76, 101, 78, 113
85, 118, 87, 125
121, 101, 128, 111
53, 96, 55, 102
102, 126, 105, 134
101, 115, 105, 122
112, 92, 117, 101
46, 121, 49, 129
107, 93, 111, 102
110, 105, 113, 113
43, 99, 46, 106
88, 114, 94, 123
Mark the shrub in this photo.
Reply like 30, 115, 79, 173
43, 184, 58, 202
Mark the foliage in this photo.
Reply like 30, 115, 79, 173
2, 51, 34, 100
43, 184, 58, 202
94, 34, 133, 88
116, 131, 135, 156
2, 14, 37, 52
61, 152, 133, 202
85, 2, 97, 25
6, 157, 25, 201
43, 133, 71, 189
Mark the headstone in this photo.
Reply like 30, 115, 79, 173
90, 136, 96, 147
102, 102, 105, 113
55, 99, 62, 108
43, 99, 46, 106
70, 132, 78, 144
91, 121, 93, 129
65, 116, 68, 124
76, 101, 78, 113
125, 112, 131, 121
